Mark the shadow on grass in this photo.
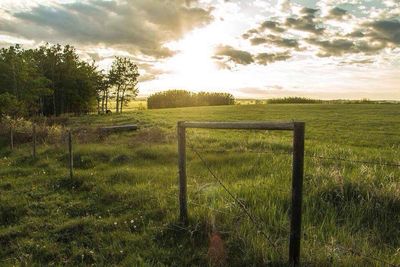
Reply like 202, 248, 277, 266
155, 220, 291, 266
311, 182, 400, 247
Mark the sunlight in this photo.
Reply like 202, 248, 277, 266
164, 28, 219, 82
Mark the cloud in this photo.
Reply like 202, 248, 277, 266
255, 51, 291, 65
238, 4, 399, 62
250, 37, 267, 45
340, 58, 374, 65
214, 45, 254, 65
0, 0, 213, 58
239, 86, 283, 96
260, 21, 286, 33
278, 0, 291, 13
300, 7, 319, 17
347, 30, 365, 38
250, 35, 299, 49
308, 37, 387, 57
327, 7, 349, 20
365, 19, 400, 44
285, 16, 324, 34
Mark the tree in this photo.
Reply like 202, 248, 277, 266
147, 90, 235, 109
0, 93, 26, 118
0, 44, 139, 117
0, 45, 52, 116
108, 57, 140, 113
94, 71, 110, 114
32, 44, 99, 115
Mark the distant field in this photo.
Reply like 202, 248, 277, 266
0, 104, 399, 266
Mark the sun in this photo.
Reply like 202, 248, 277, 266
165, 28, 219, 79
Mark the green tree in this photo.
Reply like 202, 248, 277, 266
108, 57, 140, 113
0, 45, 52, 115
0, 93, 26, 118
32, 44, 99, 115
93, 71, 111, 114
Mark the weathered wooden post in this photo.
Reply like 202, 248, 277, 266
177, 121, 188, 225
289, 122, 305, 267
68, 131, 73, 179
177, 121, 305, 264
32, 124, 37, 159
10, 124, 14, 150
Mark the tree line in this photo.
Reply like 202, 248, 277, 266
0, 44, 139, 118
147, 90, 235, 109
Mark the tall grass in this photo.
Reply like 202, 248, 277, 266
0, 104, 399, 265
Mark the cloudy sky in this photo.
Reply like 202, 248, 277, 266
0, 0, 399, 99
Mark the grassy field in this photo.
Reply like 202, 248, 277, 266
0, 104, 399, 266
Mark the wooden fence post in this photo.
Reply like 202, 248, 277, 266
68, 131, 73, 179
32, 124, 37, 159
177, 121, 188, 225
289, 122, 305, 266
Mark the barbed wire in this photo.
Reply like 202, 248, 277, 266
187, 137, 399, 266
189, 146, 400, 168
187, 140, 283, 257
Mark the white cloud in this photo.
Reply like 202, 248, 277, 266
0, 0, 399, 99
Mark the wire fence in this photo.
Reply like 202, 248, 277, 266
1, 125, 399, 266
185, 134, 400, 267
189, 148, 400, 168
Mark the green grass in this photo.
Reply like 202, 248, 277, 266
0, 104, 399, 266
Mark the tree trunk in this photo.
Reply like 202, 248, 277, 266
52, 60, 57, 116
120, 88, 126, 113
11, 60, 18, 98
105, 90, 109, 111
115, 86, 120, 113
101, 91, 105, 114
120, 95, 123, 113
53, 93, 57, 116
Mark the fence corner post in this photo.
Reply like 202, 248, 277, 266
177, 121, 188, 225
289, 122, 305, 267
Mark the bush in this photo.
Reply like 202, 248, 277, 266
267, 97, 323, 104
147, 90, 235, 109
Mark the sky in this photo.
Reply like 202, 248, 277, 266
0, 0, 399, 99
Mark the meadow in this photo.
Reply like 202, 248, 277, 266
0, 103, 399, 266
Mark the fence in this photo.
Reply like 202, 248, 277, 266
0, 121, 399, 266
178, 121, 305, 266
177, 121, 399, 267
183, 146, 399, 266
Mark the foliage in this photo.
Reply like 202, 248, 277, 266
266, 97, 398, 104
108, 57, 140, 114
147, 90, 235, 109
267, 97, 324, 104
0, 45, 140, 117
0, 93, 27, 117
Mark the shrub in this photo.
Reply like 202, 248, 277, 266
267, 97, 323, 104
147, 90, 235, 109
